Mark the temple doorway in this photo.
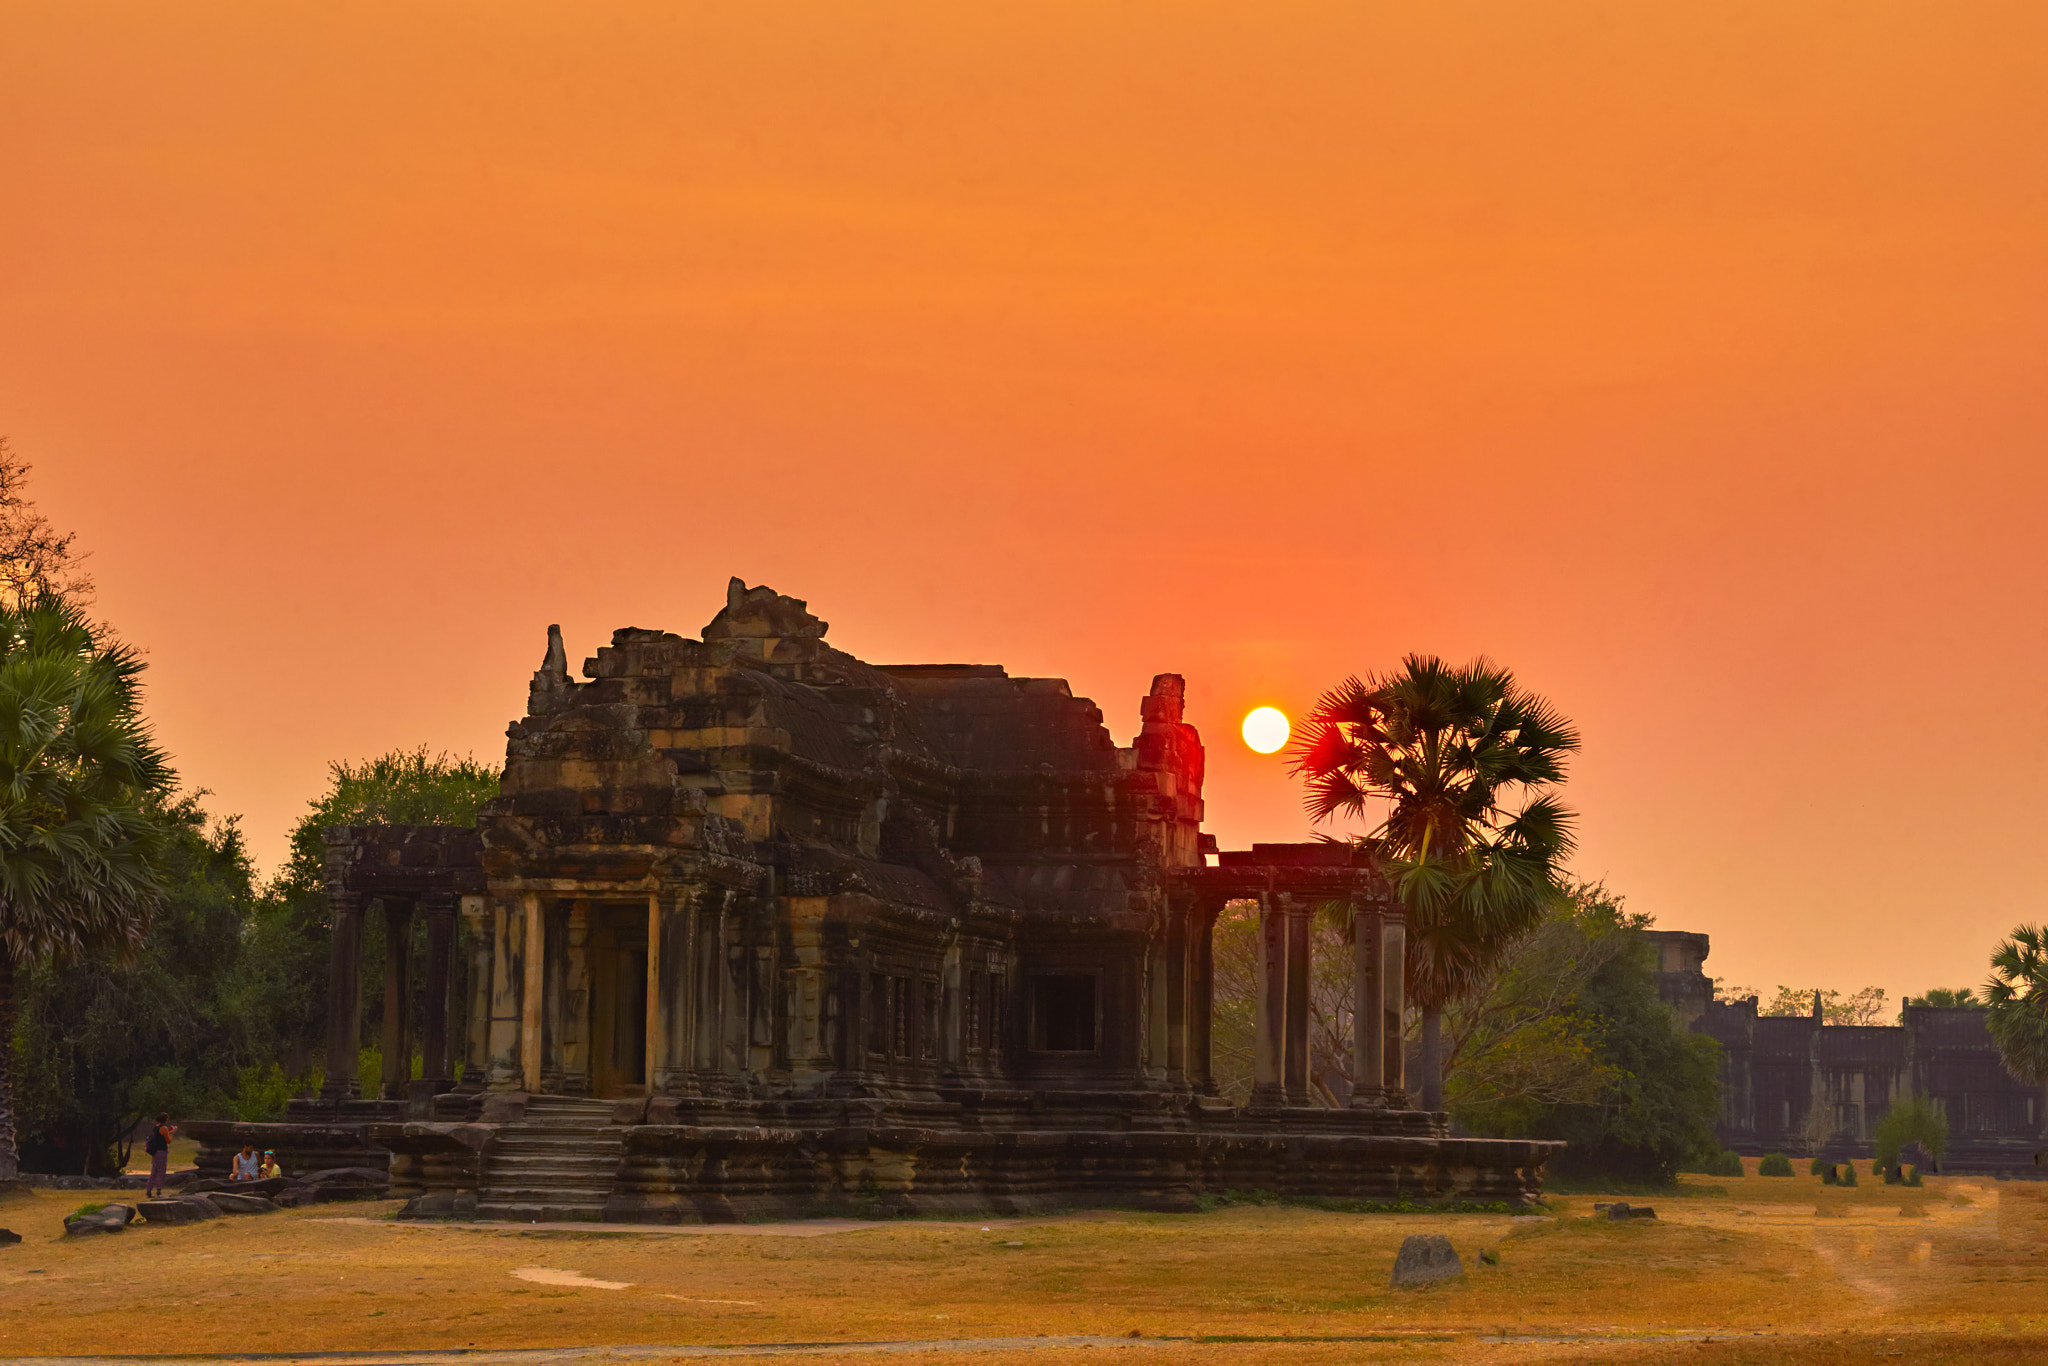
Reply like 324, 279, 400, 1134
590, 906, 649, 1097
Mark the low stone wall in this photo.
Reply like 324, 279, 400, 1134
183, 1120, 393, 1182
600, 1123, 1551, 1223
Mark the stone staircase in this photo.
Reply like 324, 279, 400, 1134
476, 1096, 625, 1222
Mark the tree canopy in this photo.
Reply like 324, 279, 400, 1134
1288, 654, 1579, 1110
0, 592, 177, 1181
1984, 925, 2048, 1089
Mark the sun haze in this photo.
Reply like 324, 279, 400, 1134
4, 2, 2047, 1005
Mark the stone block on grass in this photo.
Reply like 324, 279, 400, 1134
207, 1192, 279, 1215
1390, 1234, 1464, 1287
63, 1204, 135, 1236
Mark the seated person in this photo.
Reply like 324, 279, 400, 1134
230, 1144, 260, 1181
257, 1151, 281, 1181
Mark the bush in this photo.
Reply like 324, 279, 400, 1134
1809, 1156, 1828, 1177
1703, 1150, 1745, 1177
1759, 1153, 1794, 1177
1838, 1163, 1858, 1187
1905, 1167, 1923, 1187
1873, 1095, 1949, 1169
1821, 1164, 1838, 1185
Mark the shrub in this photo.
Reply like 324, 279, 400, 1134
1905, 1167, 1923, 1187
1759, 1153, 1794, 1177
1839, 1163, 1858, 1187
1809, 1156, 1828, 1177
1709, 1150, 1745, 1177
1821, 1164, 1838, 1185
1873, 1095, 1949, 1169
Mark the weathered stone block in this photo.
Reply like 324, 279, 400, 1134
207, 1192, 278, 1215
1390, 1234, 1463, 1287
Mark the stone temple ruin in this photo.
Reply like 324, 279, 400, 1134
196, 580, 1553, 1220
1649, 931, 2044, 1174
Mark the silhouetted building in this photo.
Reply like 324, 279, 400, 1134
1651, 933, 2042, 1173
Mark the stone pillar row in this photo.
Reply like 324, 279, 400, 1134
325, 878, 1396, 1106
319, 889, 472, 1102
1245, 885, 1409, 1110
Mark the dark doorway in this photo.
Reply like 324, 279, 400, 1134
1031, 974, 1097, 1052
591, 907, 649, 1096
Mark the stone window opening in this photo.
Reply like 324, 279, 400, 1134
866, 974, 889, 1057
1030, 973, 1098, 1053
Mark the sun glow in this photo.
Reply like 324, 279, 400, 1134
1241, 706, 1290, 754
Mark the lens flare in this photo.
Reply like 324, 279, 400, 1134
1241, 706, 1290, 754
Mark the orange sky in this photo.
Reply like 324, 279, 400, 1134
5, 2, 2046, 1007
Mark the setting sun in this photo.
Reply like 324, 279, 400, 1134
1241, 706, 1290, 755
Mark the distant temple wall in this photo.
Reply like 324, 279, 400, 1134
1646, 930, 2044, 1173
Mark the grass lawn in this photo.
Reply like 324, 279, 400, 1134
2, 1162, 2043, 1363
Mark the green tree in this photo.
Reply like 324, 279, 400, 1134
1871, 1094, 1947, 1169
258, 747, 499, 1072
11, 793, 283, 1173
1442, 880, 1633, 1133
1289, 655, 1579, 1111
1905, 987, 1981, 1009
1756, 985, 1890, 1025
1983, 925, 2048, 1137
0, 594, 175, 1182
1468, 924, 1721, 1186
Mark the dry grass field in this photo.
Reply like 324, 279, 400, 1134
2, 1163, 2044, 1363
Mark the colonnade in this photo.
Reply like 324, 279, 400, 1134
321, 890, 471, 1100
1238, 890, 1407, 1108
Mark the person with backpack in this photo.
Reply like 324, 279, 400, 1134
144, 1114, 176, 1198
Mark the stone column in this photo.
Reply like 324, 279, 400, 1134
1349, 896, 1384, 1106
1191, 899, 1217, 1095
693, 890, 728, 1084
520, 894, 544, 1091
321, 890, 365, 1100
1252, 892, 1286, 1106
380, 899, 416, 1099
1164, 897, 1188, 1086
487, 895, 528, 1091
420, 893, 457, 1089
560, 901, 593, 1094
940, 935, 964, 1070
1282, 894, 1311, 1106
1381, 910, 1407, 1099
459, 895, 492, 1089
653, 887, 697, 1094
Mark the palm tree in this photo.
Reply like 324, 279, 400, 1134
1289, 655, 1579, 1112
0, 594, 174, 1182
1984, 925, 2048, 1139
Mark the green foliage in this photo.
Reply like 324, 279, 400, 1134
261, 747, 498, 1070
1821, 1163, 1837, 1185
1684, 1150, 1744, 1178
1872, 1093, 1948, 1167
1288, 657, 1580, 1108
1758, 1152, 1794, 1177
273, 747, 499, 905
1809, 1156, 1828, 1177
1906, 987, 1980, 1009
1459, 918, 1722, 1186
1838, 1163, 1857, 1187
1984, 926, 2048, 1088
230, 1062, 323, 1123
11, 794, 264, 1172
1905, 1167, 1923, 1187
1757, 985, 1889, 1026
1445, 881, 1634, 1133
0, 592, 179, 1180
